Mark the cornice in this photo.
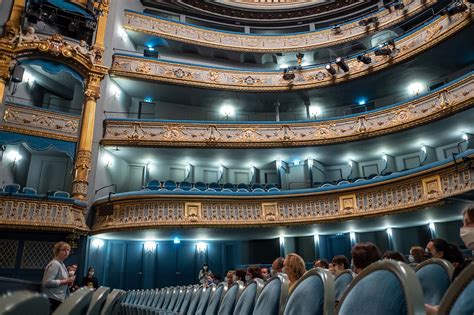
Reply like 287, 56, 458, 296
91, 157, 474, 232
2, 103, 80, 142
112, 11, 473, 91
101, 73, 473, 148
0, 197, 89, 233
124, 0, 432, 53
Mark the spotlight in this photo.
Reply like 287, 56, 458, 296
447, 3, 467, 15
325, 64, 337, 75
374, 46, 392, 56
358, 16, 378, 27
394, 1, 405, 10
332, 25, 342, 34
357, 55, 372, 64
283, 68, 296, 81
335, 57, 349, 72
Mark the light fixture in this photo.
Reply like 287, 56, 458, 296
307, 157, 313, 168
313, 234, 319, 244
144, 241, 156, 252
407, 82, 425, 96
308, 105, 321, 118
279, 236, 284, 245
220, 104, 235, 120
350, 232, 356, 243
446, 2, 467, 15
429, 222, 436, 232
348, 160, 353, 167
196, 242, 207, 253
293, 159, 300, 166
91, 239, 104, 249
144, 97, 153, 103
7, 151, 22, 162
420, 145, 427, 154
382, 154, 388, 161
102, 153, 112, 167
335, 57, 349, 73
276, 159, 282, 169
325, 64, 337, 75
332, 25, 342, 34
283, 67, 296, 81
358, 99, 367, 106
357, 55, 372, 64
462, 133, 469, 141
386, 227, 393, 237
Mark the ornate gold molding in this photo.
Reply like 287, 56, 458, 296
91, 158, 474, 232
112, 11, 472, 91
101, 73, 473, 148
2, 103, 80, 142
123, 0, 432, 53
0, 197, 89, 232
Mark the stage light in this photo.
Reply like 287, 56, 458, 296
394, 1, 405, 10
357, 55, 372, 64
220, 104, 234, 119
447, 3, 467, 15
332, 25, 342, 34
358, 99, 366, 106
173, 237, 181, 244
374, 46, 392, 56
283, 68, 296, 81
325, 64, 337, 75
335, 57, 349, 72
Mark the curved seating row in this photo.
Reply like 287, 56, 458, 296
145, 180, 280, 192
120, 259, 474, 315
0, 184, 71, 199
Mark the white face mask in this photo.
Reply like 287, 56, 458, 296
408, 255, 415, 263
460, 227, 474, 250
245, 275, 251, 282
232, 275, 237, 282
68, 271, 75, 276
88, 271, 94, 276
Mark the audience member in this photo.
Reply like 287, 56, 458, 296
226, 270, 235, 287
284, 253, 307, 292
82, 267, 99, 289
271, 257, 284, 276
246, 266, 263, 282
198, 263, 212, 285
66, 264, 78, 293
351, 242, 382, 274
409, 246, 427, 265
313, 259, 329, 269
332, 255, 350, 276
261, 267, 270, 281
235, 269, 246, 285
42, 241, 75, 313
383, 250, 406, 263
426, 238, 451, 260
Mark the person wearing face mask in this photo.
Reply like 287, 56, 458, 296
408, 246, 426, 267
198, 263, 212, 285
226, 270, 236, 287
67, 264, 79, 293
82, 267, 99, 289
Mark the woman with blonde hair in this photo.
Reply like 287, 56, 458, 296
284, 253, 306, 292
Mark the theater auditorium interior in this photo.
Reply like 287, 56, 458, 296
0, 0, 473, 314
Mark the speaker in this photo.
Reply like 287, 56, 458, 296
11, 65, 25, 83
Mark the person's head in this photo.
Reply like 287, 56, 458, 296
461, 205, 474, 250
351, 242, 381, 274
383, 251, 406, 263
409, 246, 426, 264
426, 238, 450, 259
235, 269, 246, 283
313, 259, 329, 269
53, 242, 71, 261
246, 266, 262, 282
202, 263, 209, 271
261, 267, 270, 280
226, 270, 235, 282
332, 255, 350, 272
87, 267, 95, 277
284, 253, 306, 283
271, 257, 285, 276
67, 265, 76, 276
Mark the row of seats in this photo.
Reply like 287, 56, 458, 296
120, 259, 473, 315
0, 286, 126, 315
145, 180, 280, 192
0, 184, 71, 199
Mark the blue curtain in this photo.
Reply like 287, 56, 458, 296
0, 131, 76, 159
21, 59, 84, 87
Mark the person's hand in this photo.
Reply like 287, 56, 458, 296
63, 276, 75, 285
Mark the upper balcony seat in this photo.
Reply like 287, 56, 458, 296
208, 182, 221, 191
22, 187, 38, 195
223, 183, 236, 191
179, 181, 192, 190
163, 180, 177, 190
4, 184, 20, 194
194, 182, 207, 191
146, 180, 161, 190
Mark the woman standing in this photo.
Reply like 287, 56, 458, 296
42, 241, 75, 313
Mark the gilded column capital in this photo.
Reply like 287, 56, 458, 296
0, 54, 14, 81
72, 150, 92, 201
84, 72, 104, 101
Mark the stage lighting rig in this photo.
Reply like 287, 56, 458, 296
357, 55, 372, 64
335, 57, 349, 72
325, 64, 337, 75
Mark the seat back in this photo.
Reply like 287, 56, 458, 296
146, 180, 160, 190
86, 286, 110, 315
164, 180, 177, 190
187, 286, 203, 315
218, 281, 244, 315
0, 291, 49, 315
167, 287, 180, 310
233, 279, 264, 315
161, 288, 174, 309
337, 260, 425, 315
437, 263, 474, 315
252, 274, 289, 315
178, 286, 196, 314
334, 271, 353, 302
415, 258, 453, 305
4, 184, 20, 194
195, 182, 207, 191
209, 182, 221, 191
180, 181, 192, 190
53, 191, 70, 198
172, 287, 187, 312
22, 187, 37, 195
283, 268, 335, 315
100, 289, 126, 315
205, 283, 227, 315
223, 183, 235, 190
53, 287, 93, 315
195, 284, 215, 315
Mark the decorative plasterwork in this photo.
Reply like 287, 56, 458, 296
113, 11, 472, 91
123, 0, 431, 53
2, 103, 80, 142
0, 198, 89, 233
102, 73, 473, 148
91, 162, 474, 232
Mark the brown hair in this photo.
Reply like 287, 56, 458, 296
285, 253, 307, 280
332, 255, 350, 269
463, 205, 474, 226
383, 251, 406, 263
410, 246, 426, 263
351, 242, 381, 270
246, 266, 262, 279
53, 241, 71, 256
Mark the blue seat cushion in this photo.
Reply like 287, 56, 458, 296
219, 284, 238, 315
334, 272, 353, 301
284, 275, 324, 315
234, 283, 256, 315
416, 263, 451, 305
253, 279, 281, 315
450, 281, 474, 315
338, 270, 407, 315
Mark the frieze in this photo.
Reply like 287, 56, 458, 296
101, 73, 473, 148
3, 103, 80, 141
0, 198, 88, 232
123, 0, 432, 53
91, 163, 474, 232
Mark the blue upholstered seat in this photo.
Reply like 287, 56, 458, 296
237, 188, 249, 192
415, 258, 453, 305
195, 182, 207, 191
205, 283, 227, 315
267, 187, 280, 192
437, 263, 474, 315
86, 286, 110, 315
164, 180, 177, 190
334, 270, 354, 301
253, 274, 289, 315
178, 286, 196, 314
283, 268, 334, 315
0, 290, 50, 315
179, 181, 192, 190
252, 188, 265, 193
187, 287, 204, 315
221, 188, 233, 192
337, 260, 425, 315
237, 183, 250, 190
171, 287, 188, 313
22, 187, 37, 195
264, 184, 276, 190
195, 284, 214, 315
223, 183, 235, 191
147, 180, 161, 190
100, 289, 126, 315
233, 279, 264, 315
4, 183, 20, 194
54, 191, 70, 198
209, 182, 221, 191
218, 281, 244, 315
53, 287, 94, 315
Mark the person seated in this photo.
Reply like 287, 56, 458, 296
198, 264, 212, 285
332, 255, 350, 276
82, 267, 99, 289
313, 259, 330, 269
235, 269, 247, 285
271, 257, 284, 277
383, 250, 406, 263
408, 246, 427, 266
246, 266, 263, 283
351, 242, 382, 274
226, 270, 235, 287
284, 253, 307, 292
66, 264, 79, 293
261, 267, 270, 281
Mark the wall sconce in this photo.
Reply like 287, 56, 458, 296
350, 232, 356, 243
144, 241, 156, 253
196, 242, 207, 253
7, 151, 22, 165
276, 159, 282, 169
91, 238, 104, 250
386, 227, 393, 238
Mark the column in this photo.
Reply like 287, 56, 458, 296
71, 74, 102, 200
91, 0, 110, 63
4, 0, 25, 38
